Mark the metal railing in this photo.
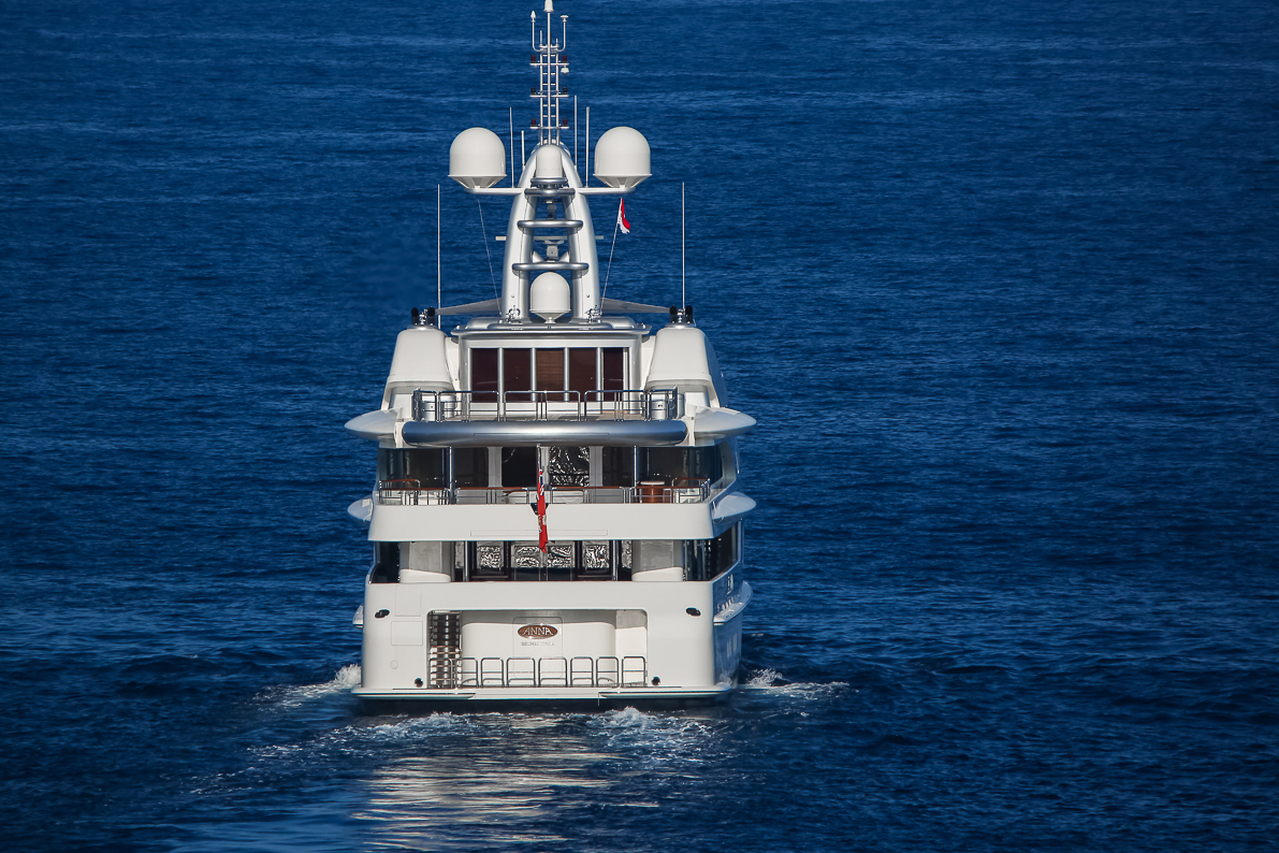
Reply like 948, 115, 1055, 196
374, 479, 453, 506
412, 388, 682, 423
427, 655, 649, 689
376, 480, 711, 507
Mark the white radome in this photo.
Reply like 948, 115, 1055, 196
449, 127, 507, 189
530, 272, 571, 321
593, 126, 651, 190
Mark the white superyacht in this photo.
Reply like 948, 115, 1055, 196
345, 1, 754, 710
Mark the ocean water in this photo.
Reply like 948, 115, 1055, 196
2, 0, 1278, 850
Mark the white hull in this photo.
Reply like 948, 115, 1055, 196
353, 571, 750, 707
345, 3, 754, 711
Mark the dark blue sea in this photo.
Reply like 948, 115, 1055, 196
3, 0, 1278, 850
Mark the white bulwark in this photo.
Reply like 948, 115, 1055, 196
344, 2, 754, 710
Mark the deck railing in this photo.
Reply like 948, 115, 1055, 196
376, 480, 711, 506
424, 655, 649, 690
412, 388, 682, 423
374, 480, 453, 505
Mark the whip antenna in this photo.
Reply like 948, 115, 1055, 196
436, 184, 441, 315
475, 197, 498, 301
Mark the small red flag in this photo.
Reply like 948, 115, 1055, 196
617, 197, 631, 234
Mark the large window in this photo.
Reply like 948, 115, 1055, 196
456, 539, 633, 582
472, 349, 498, 402
684, 524, 740, 582
536, 348, 564, 393
503, 348, 531, 394
453, 448, 489, 487
707, 524, 740, 578
601, 446, 635, 487
602, 347, 625, 390
501, 446, 537, 487
568, 348, 596, 395
469, 346, 630, 400
641, 444, 723, 485
378, 448, 445, 487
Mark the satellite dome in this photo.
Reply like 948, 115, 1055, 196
593, 126, 651, 190
449, 127, 506, 189
530, 272, 571, 321
535, 144, 564, 180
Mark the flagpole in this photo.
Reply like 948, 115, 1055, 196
603, 197, 623, 299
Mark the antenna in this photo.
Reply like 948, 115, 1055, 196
681, 183, 686, 308
436, 184, 442, 318
585, 106, 590, 187
509, 108, 515, 187
530, 0, 569, 145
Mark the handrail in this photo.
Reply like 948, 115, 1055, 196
375, 482, 454, 506
621, 656, 648, 687
428, 655, 651, 689
412, 387, 682, 423
378, 481, 711, 507
455, 483, 709, 506
378, 478, 421, 490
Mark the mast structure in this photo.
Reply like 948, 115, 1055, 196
530, 2, 570, 146
447, 1, 651, 325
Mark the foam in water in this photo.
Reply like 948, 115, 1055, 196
743, 667, 850, 700
258, 664, 362, 708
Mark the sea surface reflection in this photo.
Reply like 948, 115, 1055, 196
348, 708, 737, 849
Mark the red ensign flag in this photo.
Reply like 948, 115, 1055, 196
617, 198, 631, 234
536, 464, 548, 552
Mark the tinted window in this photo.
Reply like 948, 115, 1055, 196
536, 348, 565, 391
568, 348, 597, 395
378, 448, 446, 487
602, 347, 625, 390
504, 348, 532, 393
471, 348, 498, 402
641, 445, 723, 484
501, 446, 537, 487
453, 447, 489, 487
601, 446, 635, 487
